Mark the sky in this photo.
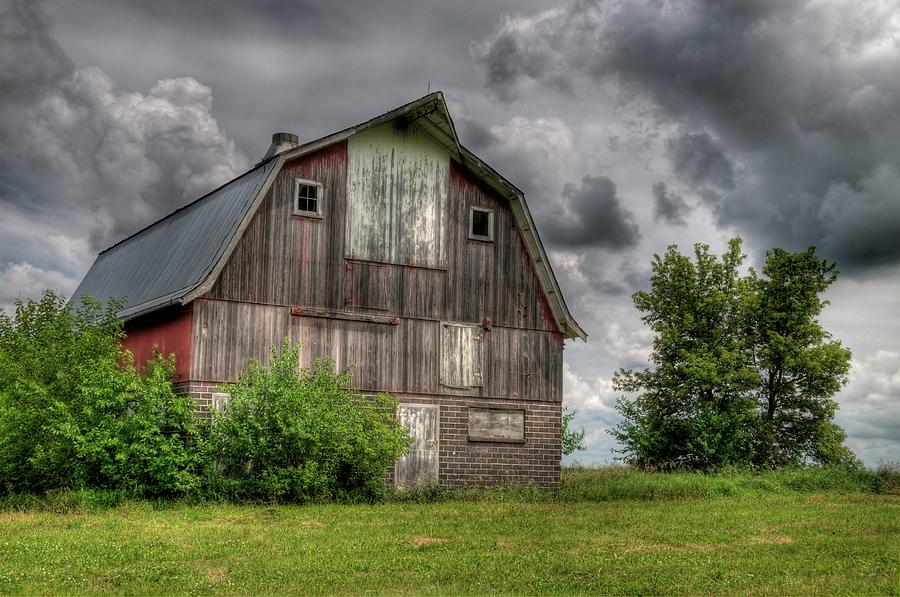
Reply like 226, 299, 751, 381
1, 0, 898, 466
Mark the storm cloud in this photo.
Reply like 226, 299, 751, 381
0, 0, 248, 254
652, 182, 691, 226
1, 0, 897, 466
543, 175, 641, 250
665, 131, 735, 198
473, 0, 900, 273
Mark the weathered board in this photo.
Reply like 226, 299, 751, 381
395, 403, 439, 487
346, 121, 449, 269
190, 298, 562, 402
440, 323, 483, 388
198, 125, 565, 404
207, 144, 560, 333
468, 407, 525, 442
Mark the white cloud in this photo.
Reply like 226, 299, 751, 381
23, 67, 250, 249
561, 361, 624, 465
835, 350, 900, 464
0, 261, 77, 315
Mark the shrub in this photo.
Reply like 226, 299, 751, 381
872, 462, 900, 495
0, 291, 206, 497
207, 339, 411, 503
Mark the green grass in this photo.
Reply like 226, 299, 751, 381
1, 468, 898, 595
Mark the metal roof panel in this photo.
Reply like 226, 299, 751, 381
73, 159, 277, 318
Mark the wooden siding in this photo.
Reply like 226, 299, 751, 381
191, 298, 562, 402
440, 323, 483, 388
208, 143, 560, 333
394, 404, 440, 486
124, 305, 192, 381
346, 122, 449, 268
201, 127, 564, 404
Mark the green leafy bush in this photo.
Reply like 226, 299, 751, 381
561, 405, 586, 456
207, 339, 410, 502
0, 291, 206, 497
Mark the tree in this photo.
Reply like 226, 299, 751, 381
611, 239, 759, 469
747, 248, 853, 466
611, 239, 854, 469
561, 405, 586, 456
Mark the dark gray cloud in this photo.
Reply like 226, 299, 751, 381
0, 0, 71, 139
652, 182, 691, 226
665, 131, 735, 196
543, 175, 640, 249
0, 0, 249, 254
0, 0, 70, 104
473, 0, 900, 274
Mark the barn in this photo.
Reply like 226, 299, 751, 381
74, 92, 586, 487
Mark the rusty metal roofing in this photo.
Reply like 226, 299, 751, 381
73, 158, 278, 319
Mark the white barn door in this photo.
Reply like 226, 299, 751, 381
395, 404, 439, 487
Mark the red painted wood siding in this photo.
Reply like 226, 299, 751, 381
123, 305, 193, 381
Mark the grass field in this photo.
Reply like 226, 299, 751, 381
1, 468, 898, 595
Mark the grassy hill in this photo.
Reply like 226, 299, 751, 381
1, 467, 897, 595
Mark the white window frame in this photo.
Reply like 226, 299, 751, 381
468, 206, 494, 242
211, 392, 231, 419
294, 178, 324, 218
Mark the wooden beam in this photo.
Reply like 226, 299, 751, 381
290, 306, 400, 325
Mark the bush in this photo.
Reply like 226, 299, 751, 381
872, 462, 900, 495
207, 339, 411, 503
0, 291, 206, 497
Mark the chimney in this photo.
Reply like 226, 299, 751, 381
262, 132, 299, 160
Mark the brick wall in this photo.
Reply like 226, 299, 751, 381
174, 381, 561, 487
173, 380, 221, 420
395, 394, 561, 488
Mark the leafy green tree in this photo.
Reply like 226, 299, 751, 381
561, 405, 586, 456
611, 239, 759, 469
0, 291, 205, 496
208, 339, 411, 502
611, 239, 856, 469
747, 248, 853, 466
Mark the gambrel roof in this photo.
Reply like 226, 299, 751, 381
74, 92, 586, 340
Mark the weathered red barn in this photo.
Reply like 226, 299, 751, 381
74, 93, 586, 487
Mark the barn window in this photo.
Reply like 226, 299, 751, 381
211, 392, 231, 421
294, 178, 323, 217
468, 207, 494, 241
440, 323, 484, 388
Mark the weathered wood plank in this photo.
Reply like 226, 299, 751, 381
191, 298, 561, 402
199, 130, 565, 402
290, 306, 400, 325
395, 404, 440, 486
468, 407, 525, 442
346, 122, 449, 269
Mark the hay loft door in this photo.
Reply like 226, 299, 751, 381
395, 404, 439, 487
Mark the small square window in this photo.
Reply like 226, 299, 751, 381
294, 179, 323, 217
469, 207, 494, 241
211, 392, 231, 423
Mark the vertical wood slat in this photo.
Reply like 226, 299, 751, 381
207, 144, 560, 333
439, 323, 483, 388
395, 404, 440, 486
192, 298, 560, 401
198, 133, 565, 403
346, 122, 449, 269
